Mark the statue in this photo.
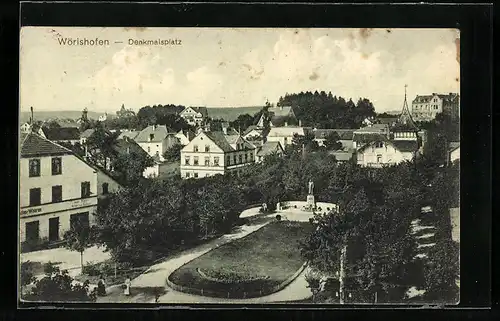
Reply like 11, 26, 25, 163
308, 180, 314, 195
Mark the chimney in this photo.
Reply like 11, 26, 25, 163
30, 106, 34, 125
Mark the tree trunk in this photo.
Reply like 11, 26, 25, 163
339, 244, 347, 304
80, 251, 84, 271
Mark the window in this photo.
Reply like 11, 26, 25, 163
233, 155, 237, 164
193, 145, 199, 152
244, 154, 248, 163
29, 188, 41, 206
149, 134, 154, 141
186, 172, 191, 178
102, 183, 109, 195
375, 142, 383, 148
205, 145, 210, 152
376, 155, 382, 163
25, 221, 39, 243
70, 212, 89, 230
147, 146, 151, 153
51, 157, 62, 175
193, 156, 199, 165
214, 157, 220, 166
185, 156, 190, 165
52, 185, 62, 203
81, 181, 91, 198
205, 156, 210, 166
29, 159, 41, 177
226, 156, 230, 166
239, 155, 242, 164
194, 172, 198, 178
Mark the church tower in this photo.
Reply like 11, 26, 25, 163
392, 85, 420, 142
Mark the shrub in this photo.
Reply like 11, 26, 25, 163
82, 261, 101, 276
197, 268, 270, 284
43, 261, 60, 275
327, 207, 330, 211
276, 214, 282, 221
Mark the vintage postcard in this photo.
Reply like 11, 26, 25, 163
19, 27, 460, 305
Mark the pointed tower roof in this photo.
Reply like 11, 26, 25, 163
394, 84, 419, 132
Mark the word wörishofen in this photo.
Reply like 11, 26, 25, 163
128, 38, 182, 46
58, 38, 110, 46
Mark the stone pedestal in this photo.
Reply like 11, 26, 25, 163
306, 194, 316, 210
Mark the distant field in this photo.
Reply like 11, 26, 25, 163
20, 106, 263, 123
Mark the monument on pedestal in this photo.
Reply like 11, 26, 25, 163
305, 180, 316, 211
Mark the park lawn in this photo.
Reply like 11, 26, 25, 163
169, 221, 313, 297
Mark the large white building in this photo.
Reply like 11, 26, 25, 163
179, 107, 209, 127
356, 138, 418, 168
180, 131, 256, 179
411, 93, 460, 121
19, 132, 121, 245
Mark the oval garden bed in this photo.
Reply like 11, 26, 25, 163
168, 221, 313, 299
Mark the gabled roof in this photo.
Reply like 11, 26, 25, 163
353, 133, 389, 145
177, 129, 196, 141
268, 126, 305, 137
204, 131, 235, 152
224, 135, 241, 145
412, 95, 434, 104
313, 129, 354, 140
117, 130, 140, 140
80, 128, 96, 139
134, 125, 173, 142
41, 127, 80, 141
268, 106, 294, 118
184, 107, 209, 118
243, 125, 262, 136
256, 141, 283, 157
20, 132, 74, 158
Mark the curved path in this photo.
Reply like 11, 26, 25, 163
110, 204, 330, 303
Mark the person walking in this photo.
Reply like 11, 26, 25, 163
124, 275, 131, 296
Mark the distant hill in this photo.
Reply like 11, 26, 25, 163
20, 110, 107, 124
19, 106, 263, 125
205, 106, 263, 121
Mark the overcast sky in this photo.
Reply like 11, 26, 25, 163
20, 27, 460, 113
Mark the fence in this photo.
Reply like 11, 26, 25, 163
166, 261, 308, 300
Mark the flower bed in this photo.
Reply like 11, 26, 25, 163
197, 268, 270, 284
168, 221, 313, 298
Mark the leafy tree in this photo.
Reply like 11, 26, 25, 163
85, 125, 120, 170
23, 269, 97, 302
324, 131, 343, 151
63, 222, 96, 271
163, 143, 183, 162
229, 114, 255, 133
112, 148, 155, 185
20, 261, 36, 289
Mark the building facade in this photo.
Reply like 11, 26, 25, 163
266, 126, 306, 147
180, 131, 256, 179
256, 105, 297, 128
179, 107, 209, 127
411, 93, 459, 121
356, 139, 418, 168
19, 133, 121, 245
134, 125, 179, 161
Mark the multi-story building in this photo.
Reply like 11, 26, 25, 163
411, 93, 460, 121
179, 107, 209, 127
19, 132, 121, 245
175, 129, 196, 146
134, 125, 179, 161
180, 131, 256, 179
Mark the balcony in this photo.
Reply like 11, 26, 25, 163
20, 196, 98, 218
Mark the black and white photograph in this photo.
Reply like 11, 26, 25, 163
18, 27, 460, 305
